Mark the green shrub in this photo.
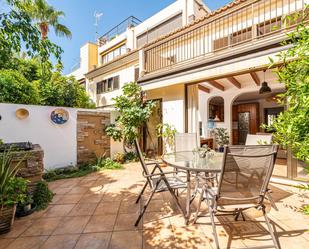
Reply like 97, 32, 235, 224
0, 70, 40, 105
124, 152, 138, 162
43, 157, 123, 182
2, 177, 29, 207
33, 181, 54, 210
113, 152, 125, 163
39, 73, 95, 108
43, 165, 93, 182
92, 157, 123, 170
101, 158, 122, 169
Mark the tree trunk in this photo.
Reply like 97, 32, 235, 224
39, 23, 49, 39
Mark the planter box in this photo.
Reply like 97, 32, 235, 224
0, 205, 16, 234
10, 145, 44, 193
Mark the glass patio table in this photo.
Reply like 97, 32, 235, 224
162, 151, 223, 224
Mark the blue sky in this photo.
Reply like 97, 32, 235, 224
4, 0, 231, 74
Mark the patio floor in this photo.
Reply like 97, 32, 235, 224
1, 162, 308, 249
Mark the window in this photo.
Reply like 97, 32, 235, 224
96, 75, 120, 94
136, 13, 182, 48
134, 67, 139, 82
101, 43, 127, 65
257, 17, 282, 36
113, 76, 119, 90
231, 27, 252, 45
213, 27, 252, 51
209, 96, 224, 122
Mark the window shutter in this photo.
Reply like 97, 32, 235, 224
134, 68, 139, 82
113, 76, 120, 90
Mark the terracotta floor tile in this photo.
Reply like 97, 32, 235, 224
143, 212, 171, 230
94, 201, 121, 215
53, 216, 91, 235
49, 194, 64, 205
43, 204, 75, 217
74, 232, 112, 249
101, 193, 123, 202
58, 179, 81, 188
57, 194, 83, 204
41, 234, 80, 249
83, 215, 117, 233
0, 219, 33, 238
88, 184, 105, 193
52, 187, 72, 195
22, 217, 62, 236
0, 238, 14, 249
119, 201, 140, 214
79, 193, 104, 203
108, 231, 142, 249
68, 203, 97, 216
6, 236, 48, 249
114, 213, 141, 231
4, 164, 307, 249
145, 199, 169, 213
67, 186, 89, 195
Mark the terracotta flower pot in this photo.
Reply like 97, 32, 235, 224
0, 205, 16, 234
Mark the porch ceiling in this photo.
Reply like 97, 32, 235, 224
199, 69, 280, 93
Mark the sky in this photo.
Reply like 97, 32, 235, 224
3, 0, 231, 74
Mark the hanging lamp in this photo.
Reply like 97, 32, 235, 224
259, 69, 272, 94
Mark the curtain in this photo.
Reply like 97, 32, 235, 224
187, 84, 199, 134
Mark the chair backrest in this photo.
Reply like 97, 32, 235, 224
174, 133, 198, 152
245, 134, 272, 145
134, 139, 153, 187
217, 145, 278, 205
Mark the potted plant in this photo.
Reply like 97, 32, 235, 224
0, 149, 27, 234
214, 128, 229, 152
16, 193, 36, 217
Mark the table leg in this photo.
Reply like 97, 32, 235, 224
185, 170, 191, 225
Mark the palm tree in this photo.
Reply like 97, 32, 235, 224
21, 0, 72, 39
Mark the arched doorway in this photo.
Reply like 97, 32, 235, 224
231, 90, 289, 178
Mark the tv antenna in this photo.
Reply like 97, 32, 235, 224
94, 11, 103, 41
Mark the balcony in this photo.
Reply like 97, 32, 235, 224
143, 0, 307, 75
98, 16, 142, 46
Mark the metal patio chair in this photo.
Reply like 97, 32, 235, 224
245, 134, 278, 211
245, 134, 273, 145
174, 132, 198, 152
134, 139, 186, 226
194, 145, 280, 249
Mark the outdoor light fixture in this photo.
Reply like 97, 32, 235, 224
259, 70, 272, 94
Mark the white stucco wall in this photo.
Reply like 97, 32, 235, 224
0, 103, 118, 169
89, 64, 137, 107
146, 84, 185, 133
0, 103, 79, 169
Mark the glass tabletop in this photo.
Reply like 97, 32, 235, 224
162, 151, 223, 172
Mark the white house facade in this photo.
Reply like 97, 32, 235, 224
70, 0, 308, 181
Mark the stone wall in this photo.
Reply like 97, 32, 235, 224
12, 145, 44, 193
77, 111, 111, 165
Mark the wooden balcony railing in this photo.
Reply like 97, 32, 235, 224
144, 0, 307, 74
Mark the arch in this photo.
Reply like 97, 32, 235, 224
208, 96, 224, 122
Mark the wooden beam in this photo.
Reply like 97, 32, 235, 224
227, 76, 241, 89
250, 72, 260, 86
207, 80, 225, 91
198, 84, 210, 93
